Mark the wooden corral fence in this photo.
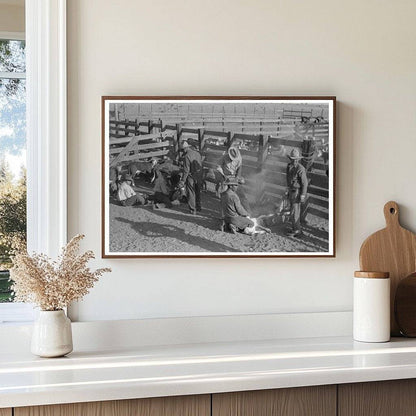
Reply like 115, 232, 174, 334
109, 117, 330, 221
109, 120, 181, 167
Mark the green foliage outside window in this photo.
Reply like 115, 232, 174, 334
0, 39, 27, 302
0, 160, 26, 302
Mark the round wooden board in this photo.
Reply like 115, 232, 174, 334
395, 273, 416, 337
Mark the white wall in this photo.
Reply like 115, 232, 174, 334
67, 0, 416, 322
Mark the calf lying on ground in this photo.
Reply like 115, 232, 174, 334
242, 199, 292, 235
243, 216, 272, 235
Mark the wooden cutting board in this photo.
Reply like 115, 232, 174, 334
395, 273, 416, 337
359, 201, 416, 336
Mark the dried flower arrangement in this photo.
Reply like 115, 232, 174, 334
10, 234, 111, 311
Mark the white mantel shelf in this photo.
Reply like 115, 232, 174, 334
2, 336, 416, 409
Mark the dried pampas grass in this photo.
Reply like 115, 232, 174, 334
10, 234, 111, 311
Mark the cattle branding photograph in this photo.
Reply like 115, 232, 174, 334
102, 98, 335, 257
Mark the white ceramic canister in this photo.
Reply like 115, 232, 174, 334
31, 310, 73, 357
353, 271, 390, 343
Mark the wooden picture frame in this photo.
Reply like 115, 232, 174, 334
102, 96, 336, 258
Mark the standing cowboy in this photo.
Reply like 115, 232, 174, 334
178, 141, 203, 214
217, 146, 243, 179
207, 146, 244, 196
286, 148, 308, 237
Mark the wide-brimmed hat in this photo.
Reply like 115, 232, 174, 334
288, 148, 303, 160
121, 174, 133, 182
227, 146, 240, 161
224, 176, 239, 186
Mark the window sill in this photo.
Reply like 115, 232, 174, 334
0, 303, 35, 324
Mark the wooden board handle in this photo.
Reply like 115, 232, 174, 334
384, 201, 400, 228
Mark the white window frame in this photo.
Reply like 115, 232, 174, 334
0, 0, 67, 323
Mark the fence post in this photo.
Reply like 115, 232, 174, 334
198, 128, 205, 153
176, 123, 182, 141
135, 118, 140, 136
175, 123, 182, 157
148, 120, 153, 134
226, 131, 233, 147
171, 133, 178, 162
257, 134, 269, 172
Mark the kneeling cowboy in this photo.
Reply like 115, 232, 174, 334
117, 174, 148, 206
220, 177, 254, 234
286, 148, 308, 237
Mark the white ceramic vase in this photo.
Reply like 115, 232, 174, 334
31, 310, 73, 358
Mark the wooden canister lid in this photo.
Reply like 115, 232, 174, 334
354, 271, 390, 279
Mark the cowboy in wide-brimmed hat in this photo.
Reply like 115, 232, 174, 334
178, 139, 203, 214
217, 176, 239, 196
286, 148, 308, 237
120, 173, 133, 183
288, 148, 303, 160
180, 140, 190, 149
117, 173, 148, 207
214, 145, 245, 196
220, 175, 253, 234
227, 146, 240, 161
218, 146, 242, 177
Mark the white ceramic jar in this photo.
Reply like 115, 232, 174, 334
353, 271, 390, 343
31, 310, 73, 357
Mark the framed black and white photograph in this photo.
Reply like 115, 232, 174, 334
102, 96, 335, 258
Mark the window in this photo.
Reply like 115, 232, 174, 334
0, 34, 26, 307
0, 1, 67, 324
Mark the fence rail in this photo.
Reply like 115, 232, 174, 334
108, 117, 330, 220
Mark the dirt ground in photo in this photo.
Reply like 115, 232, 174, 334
109, 187, 329, 254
